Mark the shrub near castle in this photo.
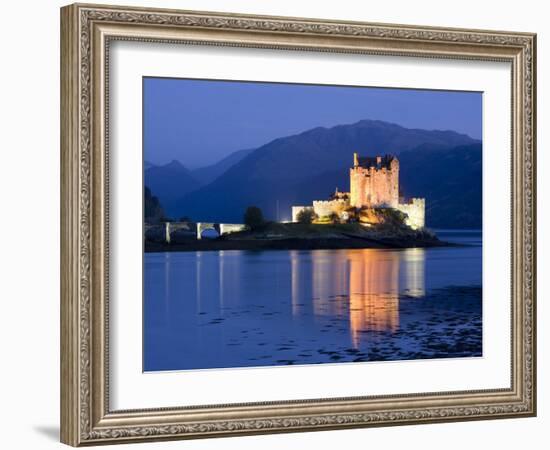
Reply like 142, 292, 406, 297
358, 207, 408, 228
296, 208, 317, 224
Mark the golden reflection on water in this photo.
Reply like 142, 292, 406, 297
348, 250, 400, 347
183, 248, 425, 348
291, 248, 426, 347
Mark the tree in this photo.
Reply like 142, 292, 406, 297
296, 208, 316, 224
244, 206, 265, 230
144, 186, 165, 223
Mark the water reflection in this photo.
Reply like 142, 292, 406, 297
403, 248, 426, 297
165, 247, 426, 348
145, 233, 482, 371
348, 251, 400, 346
294, 249, 425, 347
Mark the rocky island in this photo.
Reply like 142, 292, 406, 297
145, 153, 449, 253
144, 220, 444, 253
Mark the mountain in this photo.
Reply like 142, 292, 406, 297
144, 160, 201, 212
399, 143, 482, 229
261, 143, 482, 228
144, 160, 156, 170
168, 120, 479, 226
191, 148, 255, 185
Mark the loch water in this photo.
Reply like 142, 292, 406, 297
144, 230, 482, 371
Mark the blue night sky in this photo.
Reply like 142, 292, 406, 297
143, 77, 482, 169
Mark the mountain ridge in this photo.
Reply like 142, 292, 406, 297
144, 159, 201, 210
165, 119, 480, 227
191, 147, 255, 185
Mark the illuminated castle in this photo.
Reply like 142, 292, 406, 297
292, 153, 426, 229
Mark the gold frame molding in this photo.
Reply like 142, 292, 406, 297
60, 2, 537, 446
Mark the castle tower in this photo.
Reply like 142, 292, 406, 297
350, 154, 399, 208
353, 152, 359, 168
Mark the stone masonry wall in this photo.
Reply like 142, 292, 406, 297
313, 199, 350, 218
350, 158, 399, 208
396, 198, 426, 230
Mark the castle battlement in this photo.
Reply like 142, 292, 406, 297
312, 199, 349, 207
399, 197, 426, 206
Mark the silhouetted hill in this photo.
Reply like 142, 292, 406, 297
168, 120, 479, 227
144, 186, 165, 222
191, 148, 255, 185
144, 160, 201, 207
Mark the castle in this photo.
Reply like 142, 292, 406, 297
292, 153, 425, 229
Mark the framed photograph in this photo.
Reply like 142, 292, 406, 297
60, 3, 537, 446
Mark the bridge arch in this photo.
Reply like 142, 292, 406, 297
199, 226, 219, 239
196, 222, 219, 240
196, 222, 245, 240
145, 222, 246, 242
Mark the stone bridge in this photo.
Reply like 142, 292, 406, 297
196, 222, 246, 240
145, 222, 246, 243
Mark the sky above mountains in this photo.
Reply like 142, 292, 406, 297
143, 77, 482, 168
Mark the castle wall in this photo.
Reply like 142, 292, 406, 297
396, 198, 425, 230
313, 198, 350, 219
350, 168, 366, 208
350, 159, 399, 208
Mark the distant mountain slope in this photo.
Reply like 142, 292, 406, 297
144, 160, 156, 170
168, 119, 479, 225
144, 160, 201, 209
191, 148, 255, 185
399, 143, 482, 229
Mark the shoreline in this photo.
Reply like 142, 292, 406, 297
145, 236, 454, 253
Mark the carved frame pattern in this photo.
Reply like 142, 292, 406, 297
60, 3, 536, 446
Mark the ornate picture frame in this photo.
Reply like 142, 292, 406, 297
60, 3, 536, 446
